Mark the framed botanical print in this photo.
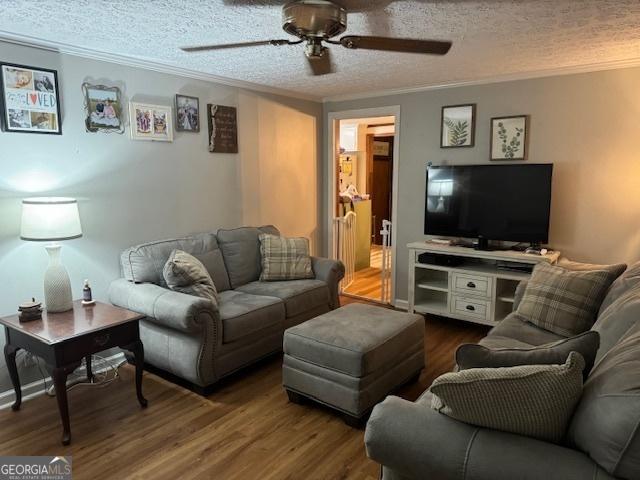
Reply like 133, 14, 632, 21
175, 94, 199, 132
440, 104, 475, 148
129, 102, 173, 142
0, 62, 62, 134
491, 115, 529, 160
82, 83, 124, 133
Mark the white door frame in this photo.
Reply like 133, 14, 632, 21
326, 105, 401, 306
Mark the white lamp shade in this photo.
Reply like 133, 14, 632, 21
21, 197, 82, 241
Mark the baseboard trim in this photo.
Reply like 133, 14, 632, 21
0, 352, 126, 410
394, 299, 409, 311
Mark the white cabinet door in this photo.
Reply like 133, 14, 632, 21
340, 124, 358, 152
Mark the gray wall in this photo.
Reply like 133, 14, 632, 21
325, 67, 640, 302
0, 40, 322, 394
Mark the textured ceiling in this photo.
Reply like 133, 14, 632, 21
1, 1, 639, 100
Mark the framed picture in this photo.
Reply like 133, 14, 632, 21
490, 115, 529, 160
373, 140, 390, 156
82, 83, 124, 133
0, 62, 62, 134
175, 94, 199, 132
129, 102, 173, 142
207, 104, 238, 153
440, 104, 475, 148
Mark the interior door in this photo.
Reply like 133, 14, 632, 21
370, 135, 394, 245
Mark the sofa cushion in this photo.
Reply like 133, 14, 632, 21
592, 288, 640, 365
516, 262, 625, 336
259, 234, 314, 281
283, 303, 424, 377
194, 249, 232, 293
457, 331, 599, 380
217, 226, 280, 288
121, 232, 231, 291
599, 261, 639, 314
480, 313, 565, 349
567, 322, 640, 479
430, 352, 585, 443
218, 290, 284, 343
236, 279, 328, 318
163, 250, 219, 304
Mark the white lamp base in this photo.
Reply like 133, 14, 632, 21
44, 244, 73, 313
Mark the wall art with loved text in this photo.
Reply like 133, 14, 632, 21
0, 62, 62, 134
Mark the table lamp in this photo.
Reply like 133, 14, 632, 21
20, 198, 82, 313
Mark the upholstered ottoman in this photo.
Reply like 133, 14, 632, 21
282, 303, 425, 425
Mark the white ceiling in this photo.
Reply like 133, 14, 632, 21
1, 1, 639, 101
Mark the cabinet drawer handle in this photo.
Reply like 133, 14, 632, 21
94, 333, 110, 347
465, 305, 476, 312
467, 282, 476, 288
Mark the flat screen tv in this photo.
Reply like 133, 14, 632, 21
424, 164, 553, 248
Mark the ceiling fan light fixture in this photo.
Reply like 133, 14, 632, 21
282, 0, 347, 39
304, 38, 327, 58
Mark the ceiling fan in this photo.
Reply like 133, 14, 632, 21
180, 0, 452, 76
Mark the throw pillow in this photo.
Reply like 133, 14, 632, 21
163, 249, 219, 304
430, 351, 585, 443
259, 234, 314, 281
516, 262, 625, 336
456, 330, 600, 380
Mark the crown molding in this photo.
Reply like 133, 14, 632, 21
321, 57, 640, 103
4, 30, 640, 106
0, 31, 322, 103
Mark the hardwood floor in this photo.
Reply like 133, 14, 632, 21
0, 297, 488, 480
343, 246, 383, 301
369, 245, 383, 269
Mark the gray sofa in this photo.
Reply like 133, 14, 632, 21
365, 262, 640, 480
109, 225, 344, 393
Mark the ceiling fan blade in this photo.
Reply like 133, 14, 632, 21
306, 48, 334, 76
181, 39, 296, 53
339, 36, 452, 55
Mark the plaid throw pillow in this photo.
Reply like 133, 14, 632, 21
259, 234, 314, 281
163, 250, 218, 304
516, 262, 623, 336
430, 352, 585, 443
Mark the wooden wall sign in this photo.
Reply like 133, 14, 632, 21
207, 104, 238, 153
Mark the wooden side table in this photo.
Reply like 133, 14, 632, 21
0, 300, 148, 445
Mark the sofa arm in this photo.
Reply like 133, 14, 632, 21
109, 279, 219, 334
366, 395, 612, 480
312, 256, 345, 309
365, 395, 479, 479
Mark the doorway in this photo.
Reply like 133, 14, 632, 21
327, 107, 400, 305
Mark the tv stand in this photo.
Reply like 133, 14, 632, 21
408, 241, 560, 326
